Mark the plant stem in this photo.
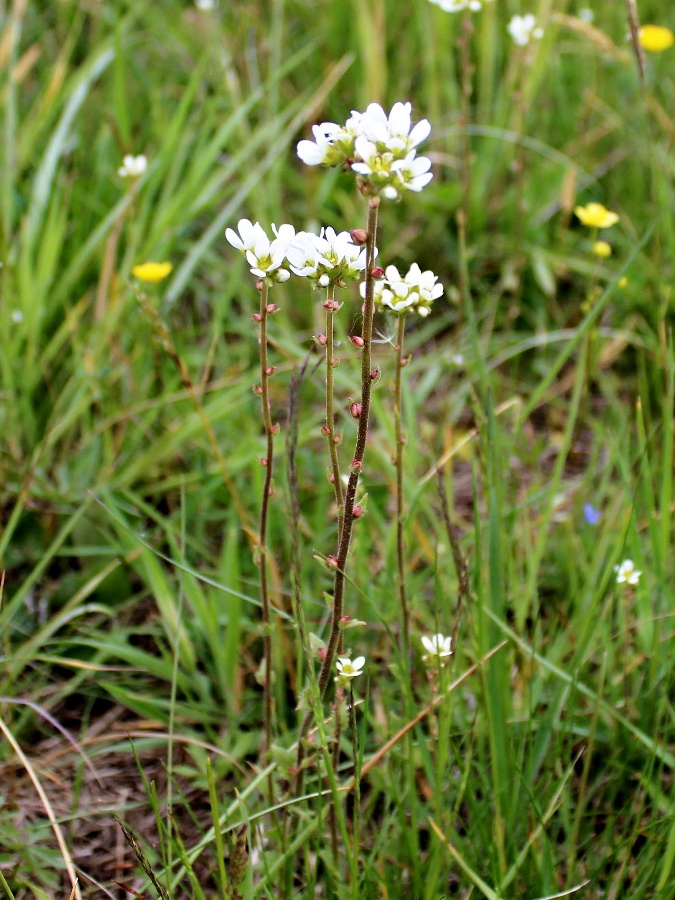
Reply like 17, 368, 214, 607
325, 284, 344, 539
258, 280, 275, 761
295, 195, 380, 776
348, 683, 360, 895
394, 314, 410, 656
459, 10, 473, 234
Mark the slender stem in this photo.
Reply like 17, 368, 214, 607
258, 280, 275, 761
348, 684, 360, 887
459, 10, 473, 234
325, 285, 344, 539
295, 196, 380, 777
394, 314, 410, 655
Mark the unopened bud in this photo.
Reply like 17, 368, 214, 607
326, 555, 339, 569
317, 647, 327, 661
350, 335, 365, 348
252, 313, 262, 322
323, 299, 340, 311
271, 423, 280, 434
371, 266, 385, 279
349, 402, 362, 419
331, 357, 340, 367
350, 229, 368, 245
401, 356, 410, 368
253, 385, 263, 395
256, 279, 264, 292
353, 505, 363, 518
340, 615, 351, 625
316, 333, 327, 345
321, 425, 331, 436
328, 473, 335, 483
370, 368, 379, 380
260, 457, 268, 466
266, 366, 276, 376
333, 435, 340, 444
266, 303, 278, 314
350, 459, 362, 472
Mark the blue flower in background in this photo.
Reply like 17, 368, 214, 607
583, 503, 601, 525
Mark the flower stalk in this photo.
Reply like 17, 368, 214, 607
394, 314, 410, 654
324, 284, 344, 538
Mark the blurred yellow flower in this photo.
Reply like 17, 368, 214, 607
618, 276, 628, 288
575, 203, 619, 229
638, 25, 674, 53
132, 262, 173, 283
592, 241, 612, 258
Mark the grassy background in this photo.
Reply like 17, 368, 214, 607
0, 0, 673, 897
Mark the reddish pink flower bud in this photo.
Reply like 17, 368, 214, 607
370, 368, 379, 380
252, 313, 262, 322
328, 473, 335, 483
316, 333, 327, 345
323, 299, 339, 311
350, 459, 362, 472
256, 279, 264, 292
270, 423, 280, 434
340, 615, 351, 624
371, 266, 385, 278
349, 402, 362, 419
353, 505, 363, 518
266, 366, 276, 376
331, 357, 340, 367
317, 647, 327, 661
260, 457, 268, 466
350, 335, 365, 348
266, 303, 278, 314
253, 385, 263, 395
350, 229, 368, 245
326, 555, 339, 569
321, 425, 331, 436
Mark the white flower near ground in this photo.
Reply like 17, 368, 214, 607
336, 656, 365, 678
287, 228, 370, 285
614, 559, 641, 586
118, 154, 147, 178
507, 14, 544, 47
361, 262, 443, 316
421, 633, 453, 663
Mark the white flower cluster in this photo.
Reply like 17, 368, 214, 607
297, 102, 433, 201
118, 154, 147, 178
226, 220, 372, 286
287, 227, 371, 287
428, 0, 494, 12
507, 14, 544, 47
361, 263, 444, 317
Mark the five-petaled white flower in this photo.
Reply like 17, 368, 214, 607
361, 263, 444, 316
225, 220, 291, 282
118, 154, 147, 178
297, 101, 433, 200
507, 14, 544, 47
421, 633, 453, 663
336, 656, 366, 679
287, 227, 370, 287
614, 559, 641, 586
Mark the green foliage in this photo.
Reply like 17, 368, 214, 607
0, 0, 673, 898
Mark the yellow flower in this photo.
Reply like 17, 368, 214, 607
592, 240, 612, 258
574, 203, 619, 229
618, 276, 628, 288
638, 25, 674, 53
131, 261, 173, 283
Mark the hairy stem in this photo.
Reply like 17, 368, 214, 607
295, 196, 380, 779
394, 314, 410, 655
325, 285, 345, 539
258, 280, 275, 760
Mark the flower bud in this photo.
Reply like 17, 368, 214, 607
350, 459, 362, 472
256, 279, 264, 292
353, 505, 363, 518
270, 423, 280, 434
317, 647, 327, 661
266, 366, 276, 375
340, 615, 351, 625
316, 333, 327, 345
328, 472, 335, 483
252, 313, 262, 322
323, 299, 340, 311
370, 368, 379, 380
331, 357, 340, 367
321, 425, 331, 436
371, 266, 385, 279
326, 555, 339, 569
260, 457, 268, 466
253, 385, 263, 395
350, 229, 368, 245
349, 402, 362, 419
266, 303, 278, 314
350, 335, 365, 348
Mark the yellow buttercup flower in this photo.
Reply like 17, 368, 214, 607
132, 262, 173, 283
575, 203, 619, 229
592, 241, 612, 258
639, 25, 674, 53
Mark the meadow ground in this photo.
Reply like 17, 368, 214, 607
0, 1, 673, 898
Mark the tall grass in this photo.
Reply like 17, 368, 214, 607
0, 0, 673, 897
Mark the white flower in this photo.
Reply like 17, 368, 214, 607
118, 154, 147, 178
335, 656, 365, 679
578, 8, 594, 23
11, 310, 23, 323
226, 220, 290, 282
225, 218, 268, 253
287, 227, 369, 285
507, 14, 544, 47
391, 151, 433, 195
428, 0, 494, 12
361, 262, 443, 316
271, 223, 296, 254
614, 559, 641, 586
421, 633, 453, 663
357, 102, 431, 155
297, 122, 346, 167
195, 0, 216, 9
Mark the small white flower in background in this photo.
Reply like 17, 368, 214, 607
225, 220, 291, 282
421, 633, 453, 664
361, 262, 443, 317
195, 0, 216, 9
507, 14, 544, 47
11, 310, 23, 323
428, 0, 493, 12
118, 154, 147, 178
287, 227, 370, 286
578, 8, 594, 22
614, 559, 641, 586
336, 656, 365, 680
